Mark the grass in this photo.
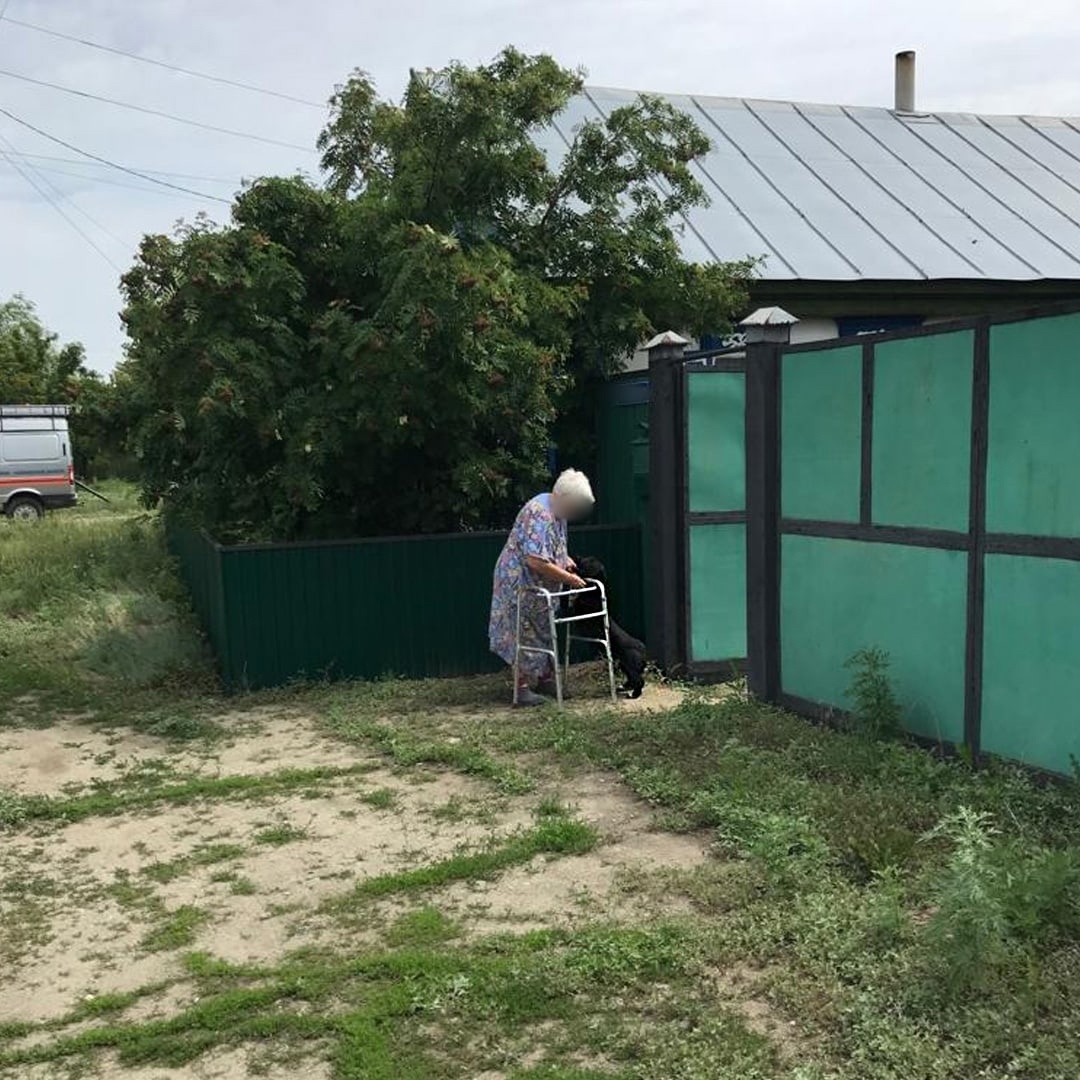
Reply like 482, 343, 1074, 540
1, 925, 717, 1076
0, 478, 215, 722
0, 763, 376, 832
253, 823, 309, 846
475, 694, 1080, 1079
326, 710, 534, 795
142, 843, 247, 884
228, 876, 258, 897
140, 905, 208, 953
360, 787, 398, 811
326, 816, 598, 912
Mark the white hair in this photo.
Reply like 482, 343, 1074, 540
552, 468, 595, 507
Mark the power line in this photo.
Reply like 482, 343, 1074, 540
0, 66, 317, 152
0, 148, 238, 185
0, 107, 232, 203
0, 135, 123, 271
0, 15, 325, 109
0, 127, 127, 250
13, 159, 227, 199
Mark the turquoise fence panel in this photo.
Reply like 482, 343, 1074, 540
773, 308, 1080, 772
982, 554, 1080, 773
987, 312, 1080, 537
872, 331, 973, 531
781, 345, 862, 522
780, 534, 968, 743
689, 523, 746, 664
685, 367, 747, 667
688, 371, 745, 513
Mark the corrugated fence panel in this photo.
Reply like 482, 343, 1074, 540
595, 376, 649, 527
167, 526, 229, 675
595, 376, 651, 640
172, 522, 642, 691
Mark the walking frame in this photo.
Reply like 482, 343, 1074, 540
513, 579, 617, 707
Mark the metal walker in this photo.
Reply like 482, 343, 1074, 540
513, 579, 617, 707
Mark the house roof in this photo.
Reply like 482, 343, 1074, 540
543, 87, 1080, 283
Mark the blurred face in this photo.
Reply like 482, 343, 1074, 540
552, 493, 593, 522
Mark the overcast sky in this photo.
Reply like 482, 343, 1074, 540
2, 0, 1079, 373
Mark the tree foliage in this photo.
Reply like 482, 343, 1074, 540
0, 295, 130, 479
122, 49, 753, 541
0, 295, 87, 403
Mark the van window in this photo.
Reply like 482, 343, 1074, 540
1, 432, 62, 462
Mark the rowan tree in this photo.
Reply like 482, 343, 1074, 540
121, 49, 752, 539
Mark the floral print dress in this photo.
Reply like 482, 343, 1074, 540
488, 493, 569, 678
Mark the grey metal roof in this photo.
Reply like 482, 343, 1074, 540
548, 87, 1080, 282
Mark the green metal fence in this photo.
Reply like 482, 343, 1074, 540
594, 373, 652, 638
170, 521, 643, 691
763, 307, 1080, 775
595, 374, 650, 528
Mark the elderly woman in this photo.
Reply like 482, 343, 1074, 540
488, 469, 595, 706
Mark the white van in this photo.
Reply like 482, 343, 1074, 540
0, 405, 77, 519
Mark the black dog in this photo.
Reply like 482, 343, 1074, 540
568, 556, 646, 698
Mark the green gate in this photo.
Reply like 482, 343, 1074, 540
683, 357, 747, 675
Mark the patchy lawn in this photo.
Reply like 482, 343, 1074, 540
2, 493, 1080, 1079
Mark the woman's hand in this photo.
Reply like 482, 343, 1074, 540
524, 555, 586, 590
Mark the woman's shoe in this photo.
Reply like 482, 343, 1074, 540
535, 679, 569, 700
514, 687, 549, 708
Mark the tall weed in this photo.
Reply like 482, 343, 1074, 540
922, 807, 1080, 996
844, 647, 902, 740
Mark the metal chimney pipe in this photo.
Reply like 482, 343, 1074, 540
895, 50, 916, 112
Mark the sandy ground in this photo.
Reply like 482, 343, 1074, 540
0, 706, 364, 797
14, 1054, 332, 1080
0, 684, 727, 1078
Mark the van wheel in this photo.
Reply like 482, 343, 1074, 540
5, 496, 44, 521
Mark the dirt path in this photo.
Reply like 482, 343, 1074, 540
1, 687, 724, 1080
